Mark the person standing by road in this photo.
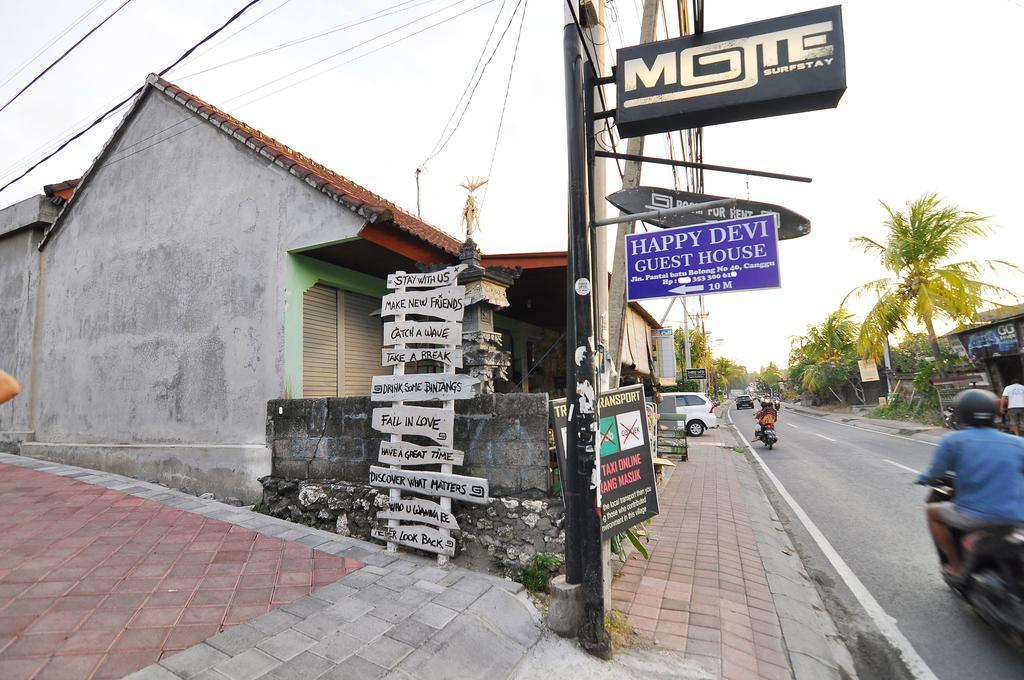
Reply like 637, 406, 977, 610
1000, 378, 1024, 436
0, 370, 19, 405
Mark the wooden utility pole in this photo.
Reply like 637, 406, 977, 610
607, 0, 660, 389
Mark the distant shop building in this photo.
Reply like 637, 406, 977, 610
948, 304, 1024, 393
0, 75, 660, 501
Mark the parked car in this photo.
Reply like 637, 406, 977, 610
658, 392, 718, 436
735, 394, 755, 409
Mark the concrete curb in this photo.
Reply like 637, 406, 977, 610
722, 414, 859, 680
0, 453, 545, 680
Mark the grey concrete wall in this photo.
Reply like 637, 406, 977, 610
29, 87, 365, 498
0, 227, 42, 447
268, 393, 552, 494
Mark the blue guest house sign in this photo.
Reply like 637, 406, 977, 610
625, 214, 781, 301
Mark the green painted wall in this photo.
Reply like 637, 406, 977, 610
284, 253, 387, 398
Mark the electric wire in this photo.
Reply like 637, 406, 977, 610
0, 0, 267, 196
479, 0, 529, 211
0, 0, 108, 91
420, 0, 511, 168
0, 0, 136, 114
175, 0, 298, 71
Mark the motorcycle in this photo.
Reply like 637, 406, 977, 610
943, 406, 957, 430
924, 475, 1024, 647
755, 422, 778, 449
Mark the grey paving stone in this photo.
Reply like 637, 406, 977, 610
315, 541, 357, 556
360, 565, 390, 576
377, 572, 416, 592
292, 608, 349, 640
386, 619, 437, 647
351, 583, 395, 605
340, 546, 378, 562
791, 651, 843, 680
411, 602, 458, 629
318, 655, 386, 680
342, 569, 385, 589
396, 585, 436, 606
309, 630, 364, 662
451, 575, 492, 596
358, 552, 399, 568
248, 608, 303, 636
386, 560, 420, 575
356, 635, 414, 670
261, 650, 335, 680
213, 649, 281, 680
437, 572, 464, 587
323, 596, 374, 623
191, 670, 230, 680
467, 587, 541, 648
341, 613, 394, 642
409, 566, 448, 583
310, 581, 359, 604
278, 528, 310, 542
206, 624, 269, 656
297, 533, 334, 549
254, 525, 293, 538
281, 595, 330, 619
370, 600, 417, 625
493, 579, 526, 595
122, 665, 181, 680
396, 613, 523, 680
159, 643, 230, 679
257, 628, 317, 661
430, 587, 480, 612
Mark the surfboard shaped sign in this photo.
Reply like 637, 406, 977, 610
377, 497, 460, 531
371, 524, 456, 557
381, 286, 466, 322
387, 265, 467, 290
382, 347, 463, 369
383, 321, 462, 347
371, 374, 479, 402
368, 465, 489, 504
378, 441, 465, 467
372, 406, 453, 445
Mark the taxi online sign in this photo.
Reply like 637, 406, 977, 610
625, 213, 780, 301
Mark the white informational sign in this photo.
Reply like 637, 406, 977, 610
371, 374, 479, 402
651, 328, 676, 385
378, 441, 465, 467
381, 286, 466, 322
368, 465, 489, 504
383, 321, 462, 347
371, 525, 456, 557
372, 406, 453, 445
387, 265, 467, 290
382, 347, 463, 368
858, 360, 880, 383
377, 497, 460, 531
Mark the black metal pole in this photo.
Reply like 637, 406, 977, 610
563, 17, 610, 659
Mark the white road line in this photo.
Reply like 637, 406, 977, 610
814, 433, 837, 442
883, 459, 921, 475
724, 410, 938, 680
787, 423, 802, 430
789, 410, 939, 447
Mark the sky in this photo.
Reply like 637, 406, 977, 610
1, 0, 1023, 373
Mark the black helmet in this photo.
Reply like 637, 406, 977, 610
953, 389, 999, 428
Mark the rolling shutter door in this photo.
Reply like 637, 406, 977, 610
340, 291, 385, 396
302, 284, 339, 397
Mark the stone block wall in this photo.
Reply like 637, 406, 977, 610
259, 477, 565, 574
267, 393, 552, 495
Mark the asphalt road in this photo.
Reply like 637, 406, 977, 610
729, 404, 1023, 680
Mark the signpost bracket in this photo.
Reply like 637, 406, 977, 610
594, 150, 812, 183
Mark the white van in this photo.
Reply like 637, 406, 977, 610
658, 392, 719, 436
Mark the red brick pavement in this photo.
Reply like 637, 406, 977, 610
0, 463, 362, 680
611, 426, 793, 680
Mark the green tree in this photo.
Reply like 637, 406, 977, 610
789, 309, 861, 402
846, 194, 1018, 372
673, 327, 711, 374
756, 362, 784, 393
712, 356, 747, 392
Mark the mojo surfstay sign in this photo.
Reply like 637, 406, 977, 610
615, 5, 846, 137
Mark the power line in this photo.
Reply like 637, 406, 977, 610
0, 0, 108, 92
0, 0, 136, 114
421, 0, 511, 167
480, 0, 529, 211
0, 0, 267, 196
175, 0, 298, 71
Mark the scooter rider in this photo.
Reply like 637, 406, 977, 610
754, 399, 778, 441
917, 389, 1024, 578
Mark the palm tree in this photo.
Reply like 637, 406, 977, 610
846, 194, 1018, 372
712, 356, 746, 393
792, 309, 859, 401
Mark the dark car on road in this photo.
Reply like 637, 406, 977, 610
736, 394, 754, 409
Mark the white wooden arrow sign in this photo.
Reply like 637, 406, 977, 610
371, 524, 456, 557
371, 374, 478, 402
378, 441, 465, 466
372, 406, 453, 445
387, 265, 467, 290
383, 321, 462, 347
382, 347, 463, 368
368, 465, 489, 504
381, 286, 466, 321
377, 497, 460, 531
669, 283, 705, 295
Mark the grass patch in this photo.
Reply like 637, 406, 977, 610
512, 553, 564, 593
